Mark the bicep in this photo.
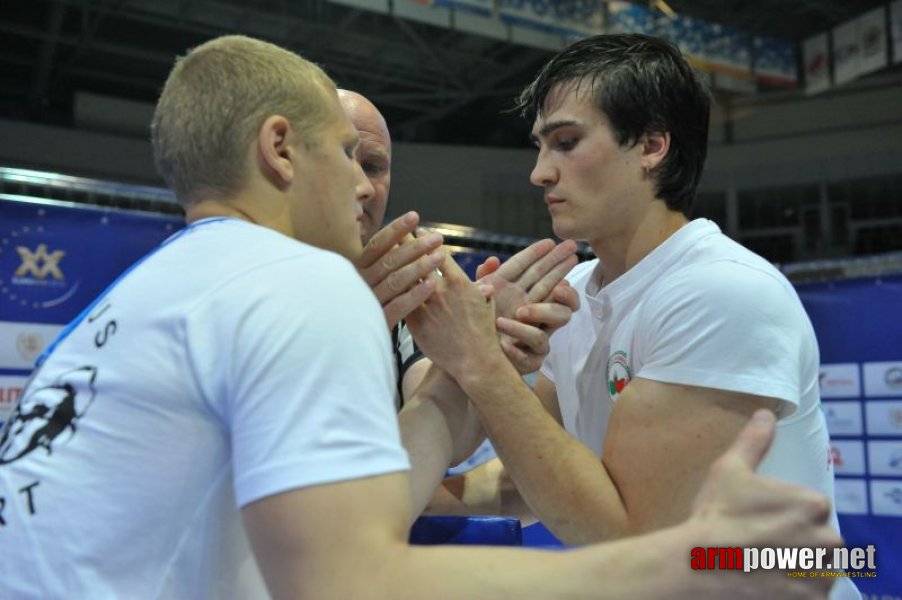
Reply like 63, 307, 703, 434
242, 472, 411, 600
603, 377, 778, 534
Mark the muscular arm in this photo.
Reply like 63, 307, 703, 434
399, 362, 485, 519
241, 471, 672, 600
603, 378, 778, 534
242, 412, 840, 600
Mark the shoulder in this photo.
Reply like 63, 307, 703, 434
652, 249, 797, 316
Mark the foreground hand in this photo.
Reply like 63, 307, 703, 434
496, 280, 581, 374
688, 409, 841, 598
476, 239, 578, 320
405, 251, 502, 381
355, 211, 444, 329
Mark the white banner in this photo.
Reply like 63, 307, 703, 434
868, 441, 902, 477
834, 478, 869, 515
831, 440, 867, 476
803, 33, 830, 94
870, 480, 902, 517
0, 320, 63, 370
819, 363, 861, 398
823, 401, 864, 436
833, 19, 861, 85
0, 374, 28, 422
863, 361, 902, 397
857, 7, 888, 76
865, 400, 902, 436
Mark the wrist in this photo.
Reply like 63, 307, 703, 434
452, 346, 518, 395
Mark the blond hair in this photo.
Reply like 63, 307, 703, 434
151, 35, 336, 206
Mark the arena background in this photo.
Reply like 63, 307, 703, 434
2, 0, 902, 597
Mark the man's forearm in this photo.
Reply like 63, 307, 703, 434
399, 364, 485, 519
455, 355, 629, 544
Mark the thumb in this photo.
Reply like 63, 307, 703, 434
723, 409, 777, 471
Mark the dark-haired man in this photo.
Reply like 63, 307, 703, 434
408, 33, 857, 599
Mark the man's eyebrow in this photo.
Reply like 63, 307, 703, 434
529, 119, 579, 144
361, 146, 389, 159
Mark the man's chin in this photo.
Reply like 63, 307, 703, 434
336, 243, 363, 264
359, 224, 379, 248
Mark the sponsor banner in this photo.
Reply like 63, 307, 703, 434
0, 374, 28, 425
499, 0, 604, 38
433, 0, 492, 16
819, 363, 861, 398
866, 400, 902, 436
870, 480, 902, 517
823, 401, 864, 437
0, 320, 64, 370
697, 22, 752, 78
803, 32, 831, 94
831, 440, 866, 476
753, 35, 798, 86
868, 441, 902, 477
797, 276, 902, 596
833, 18, 861, 85
863, 361, 902, 397
834, 478, 869, 515
1, 198, 182, 325
656, 14, 709, 63
607, 1, 654, 35
857, 7, 889, 76
893, 0, 902, 64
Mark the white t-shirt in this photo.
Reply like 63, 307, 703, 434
0, 218, 410, 599
541, 219, 857, 600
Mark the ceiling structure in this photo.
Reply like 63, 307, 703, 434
0, 0, 895, 148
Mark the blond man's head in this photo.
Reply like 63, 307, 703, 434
151, 35, 336, 207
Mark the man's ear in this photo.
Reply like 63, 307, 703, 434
257, 115, 295, 186
641, 130, 670, 173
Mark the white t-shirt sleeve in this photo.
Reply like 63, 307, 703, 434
635, 260, 806, 417
185, 250, 410, 508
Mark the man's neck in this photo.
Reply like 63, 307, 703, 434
588, 205, 688, 287
185, 199, 257, 225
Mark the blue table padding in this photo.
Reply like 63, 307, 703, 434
409, 515, 522, 546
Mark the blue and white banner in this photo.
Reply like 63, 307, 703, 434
498, 0, 605, 38
798, 275, 902, 597
0, 197, 182, 429
0, 197, 182, 327
753, 35, 798, 87
432, 0, 492, 17
607, 1, 654, 35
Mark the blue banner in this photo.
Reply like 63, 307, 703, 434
0, 197, 182, 327
0, 198, 182, 427
798, 275, 902, 598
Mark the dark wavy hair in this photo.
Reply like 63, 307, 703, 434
517, 33, 711, 217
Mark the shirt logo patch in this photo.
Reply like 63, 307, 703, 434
606, 350, 631, 401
